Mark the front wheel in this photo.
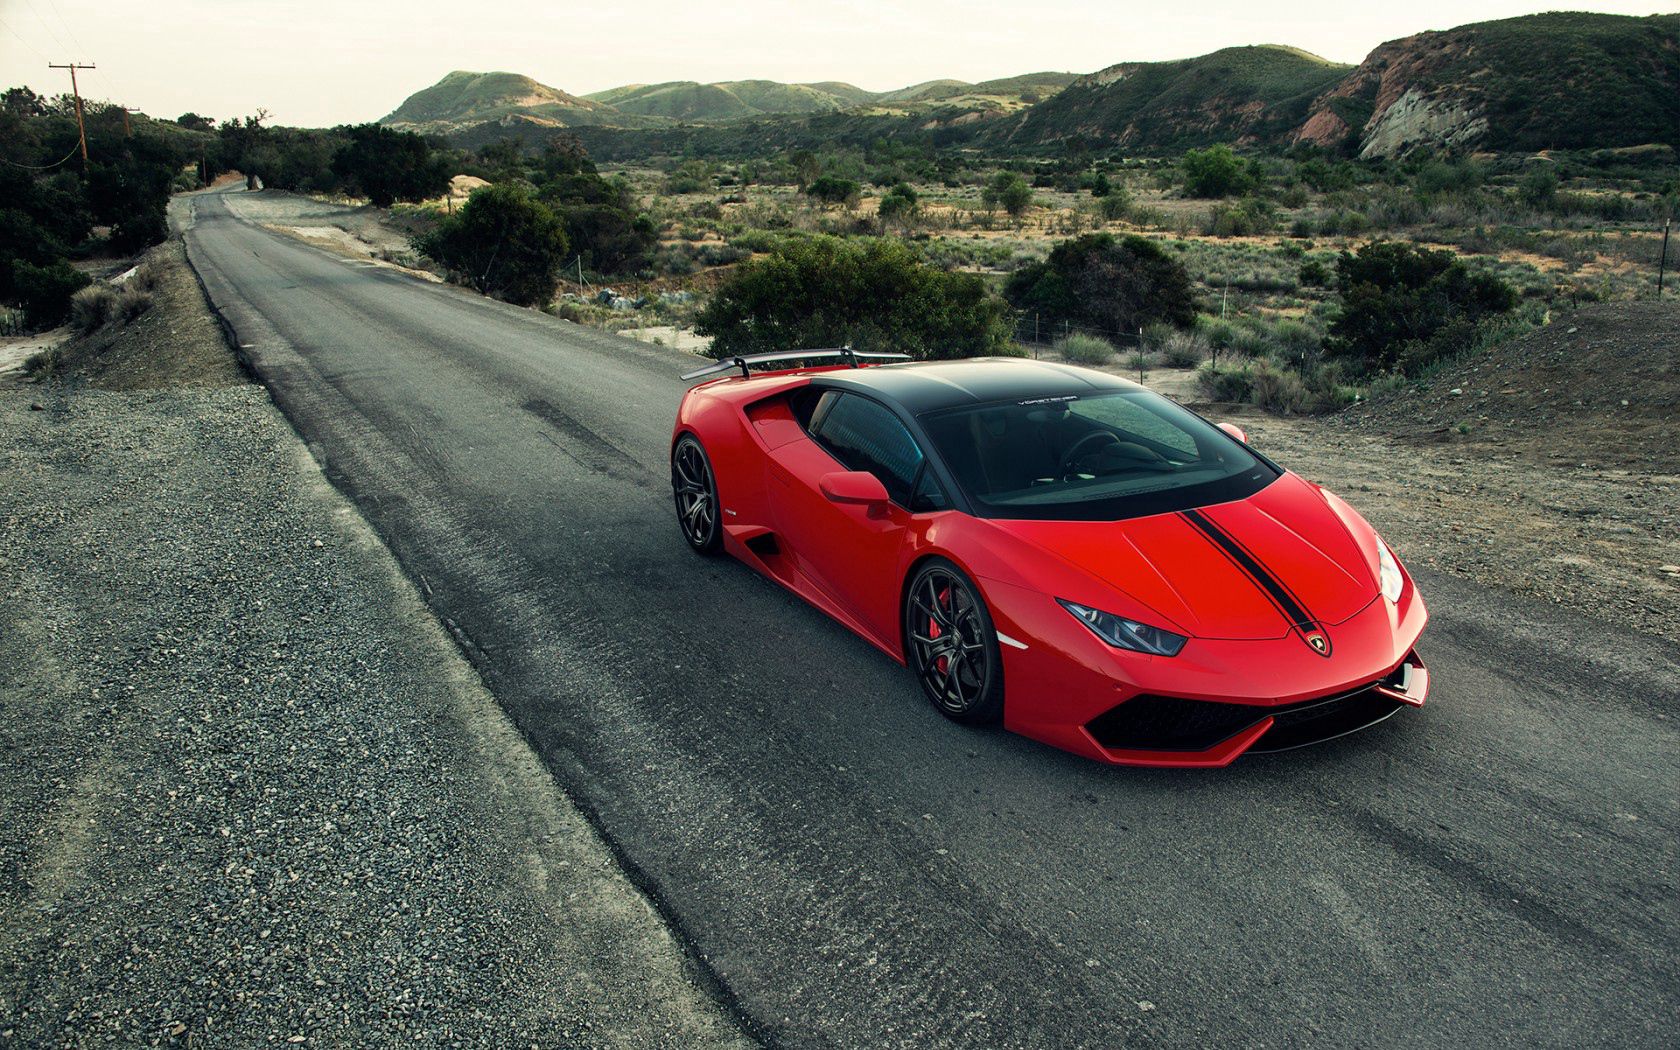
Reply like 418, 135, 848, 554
904, 558, 1003, 725
671, 434, 722, 554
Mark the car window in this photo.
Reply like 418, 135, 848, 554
811, 392, 925, 507
919, 390, 1277, 521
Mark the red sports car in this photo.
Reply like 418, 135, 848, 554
671, 351, 1429, 767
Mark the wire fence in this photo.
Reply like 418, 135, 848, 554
1012, 314, 1146, 354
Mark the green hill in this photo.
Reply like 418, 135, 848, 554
1296, 12, 1680, 156
380, 71, 624, 132
583, 80, 866, 121
1005, 45, 1350, 150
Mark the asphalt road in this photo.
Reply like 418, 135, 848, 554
180, 189, 1679, 1048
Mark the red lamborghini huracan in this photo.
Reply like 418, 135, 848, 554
671, 350, 1429, 767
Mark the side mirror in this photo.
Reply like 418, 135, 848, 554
1217, 421, 1248, 445
820, 470, 890, 507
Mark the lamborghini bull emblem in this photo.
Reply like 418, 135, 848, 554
1303, 630, 1332, 657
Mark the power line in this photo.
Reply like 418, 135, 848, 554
0, 141, 83, 170
18, 0, 71, 55
0, 13, 49, 60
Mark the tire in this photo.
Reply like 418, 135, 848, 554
671, 433, 722, 555
903, 558, 1004, 725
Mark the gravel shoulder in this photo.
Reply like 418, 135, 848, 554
0, 242, 749, 1046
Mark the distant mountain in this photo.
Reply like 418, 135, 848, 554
382, 14, 1680, 158
1004, 45, 1350, 150
380, 71, 627, 133
583, 80, 865, 120
380, 70, 1075, 136
1295, 12, 1680, 157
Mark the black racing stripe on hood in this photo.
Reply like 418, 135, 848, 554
1181, 508, 1316, 630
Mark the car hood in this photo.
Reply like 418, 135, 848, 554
987, 473, 1380, 640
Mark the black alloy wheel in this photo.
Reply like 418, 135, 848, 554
672, 434, 722, 554
905, 558, 1004, 724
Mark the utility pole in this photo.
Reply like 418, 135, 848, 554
122, 106, 139, 137
48, 62, 95, 169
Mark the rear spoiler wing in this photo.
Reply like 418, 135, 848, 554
681, 346, 912, 382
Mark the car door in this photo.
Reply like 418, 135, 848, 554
768, 391, 935, 644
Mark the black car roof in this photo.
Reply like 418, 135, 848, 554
813, 357, 1138, 414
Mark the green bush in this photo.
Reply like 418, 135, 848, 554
1181, 146, 1262, 199
331, 124, 450, 208
1195, 364, 1254, 402
695, 235, 1011, 360
1054, 332, 1116, 365
805, 176, 861, 207
1248, 365, 1310, 414
1004, 233, 1197, 338
11, 259, 90, 328
1326, 241, 1519, 373
982, 172, 1033, 219
415, 184, 570, 307
1159, 331, 1207, 368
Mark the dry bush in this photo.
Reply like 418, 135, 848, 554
69, 285, 117, 335
1160, 331, 1207, 368
1248, 365, 1310, 414
113, 285, 153, 324
1054, 332, 1116, 365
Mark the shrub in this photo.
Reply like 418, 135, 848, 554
1196, 364, 1254, 402
1181, 146, 1262, 199
1004, 233, 1197, 337
414, 184, 570, 307
982, 172, 1033, 219
805, 176, 861, 207
1248, 365, 1310, 414
331, 124, 449, 208
11, 259, 90, 328
695, 235, 1011, 360
1160, 331, 1207, 368
1326, 241, 1518, 373
1054, 332, 1116, 365
70, 284, 117, 334
1299, 258, 1331, 287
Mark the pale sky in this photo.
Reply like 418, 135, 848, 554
2, 0, 1675, 128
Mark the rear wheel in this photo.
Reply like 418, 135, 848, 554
904, 559, 1003, 725
671, 434, 721, 555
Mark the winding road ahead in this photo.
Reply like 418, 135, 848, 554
181, 188, 1678, 1048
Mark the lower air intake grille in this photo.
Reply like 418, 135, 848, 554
1087, 684, 1407, 754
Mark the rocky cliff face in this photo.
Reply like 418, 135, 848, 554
1295, 13, 1680, 157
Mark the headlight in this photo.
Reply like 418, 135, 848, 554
1375, 536, 1404, 603
1057, 599, 1188, 656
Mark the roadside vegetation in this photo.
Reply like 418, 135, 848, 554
9, 76, 1674, 419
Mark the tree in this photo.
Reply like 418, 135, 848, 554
1004, 233, 1197, 335
804, 175, 860, 207
331, 124, 449, 208
1326, 241, 1518, 373
695, 236, 1012, 360
1180, 145, 1261, 199
877, 182, 919, 226
176, 112, 215, 132
416, 184, 569, 306
1091, 171, 1112, 198
982, 171, 1033, 220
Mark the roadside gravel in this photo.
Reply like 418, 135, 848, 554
0, 380, 749, 1043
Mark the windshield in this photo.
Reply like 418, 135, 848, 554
919, 390, 1278, 521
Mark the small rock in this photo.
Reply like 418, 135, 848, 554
1449, 388, 1462, 396
1566, 326, 1579, 334
1138, 1001, 1156, 1012
30, 402, 45, 411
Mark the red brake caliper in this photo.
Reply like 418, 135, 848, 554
931, 586, 950, 675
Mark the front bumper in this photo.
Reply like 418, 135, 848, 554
987, 578, 1430, 767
